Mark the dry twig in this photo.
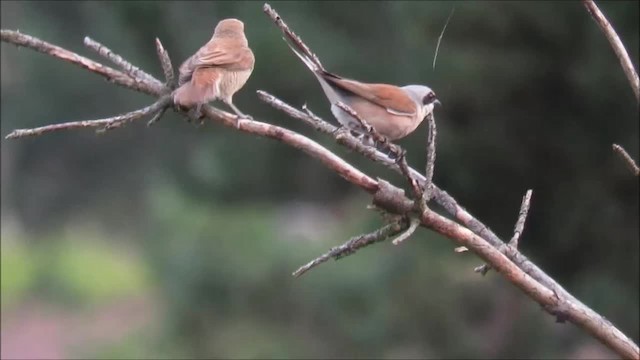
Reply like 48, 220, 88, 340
391, 217, 420, 245
422, 113, 437, 204
582, 0, 640, 102
432, 7, 455, 70
476, 189, 533, 274
612, 144, 640, 176
155, 37, 175, 89
293, 221, 406, 277
510, 190, 533, 248
84, 36, 162, 87
0, 30, 164, 96
5, 96, 172, 139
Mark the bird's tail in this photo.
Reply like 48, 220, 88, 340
281, 26, 325, 74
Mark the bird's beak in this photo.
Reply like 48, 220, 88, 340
433, 99, 442, 107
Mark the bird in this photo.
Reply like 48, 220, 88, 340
173, 18, 255, 123
282, 31, 440, 141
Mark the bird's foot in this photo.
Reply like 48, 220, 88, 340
186, 107, 205, 126
234, 113, 253, 129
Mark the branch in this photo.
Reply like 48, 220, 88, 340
263, 3, 324, 71
613, 144, 640, 176
1, 30, 164, 97
334, 101, 399, 156
373, 181, 639, 360
155, 37, 175, 89
391, 217, 420, 245
476, 189, 533, 275
83, 36, 163, 88
199, 106, 380, 194
582, 0, 640, 102
5, 96, 172, 139
510, 189, 533, 248
422, 113, 437, 203
293, 221, 406, 277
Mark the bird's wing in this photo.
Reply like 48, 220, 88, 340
178, 42, 254, 86
323, 76, 416, 116
192, 42, 254, 71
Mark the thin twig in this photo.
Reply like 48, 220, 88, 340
263, 3, 324, 71
155, 37, 175, 89
5, 96, 172, 139
432, 7, 455, 71
474, 264, 491, 276
509, 190, 533, 248
391, 217, 420, 245
335, 101, 375, 139
582, 0, 640, 102
1, 30, 164, 96
422, 113, 437, 203
334, 101, 404, 157
476, 190, 533, 273
397, 151, 424, 200
83, 36, 162, 88
293, 221, 406, 277
146, 107, 168, 127
612, 144, 640, 176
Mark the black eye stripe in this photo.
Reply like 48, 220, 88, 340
422, 92, 436, 104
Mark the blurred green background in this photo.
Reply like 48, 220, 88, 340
1, 1, 638, 359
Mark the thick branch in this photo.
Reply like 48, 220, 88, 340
199, 106, 379, 194
1, 30, 164, 96
372, 180, 639, 360
258, 89, 593, 317
257, 91, 640, 360
582, 0, 640, 102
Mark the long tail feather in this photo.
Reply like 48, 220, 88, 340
280, 24, 325, 73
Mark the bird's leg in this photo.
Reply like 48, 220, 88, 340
223, 99, 252, 129
185, 103, 206, 127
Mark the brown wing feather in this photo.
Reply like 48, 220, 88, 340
178, 41, 254, 85
323, 75, 416, 116
192, 41, 254, 70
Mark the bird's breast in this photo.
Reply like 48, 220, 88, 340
219, 69, 253, 98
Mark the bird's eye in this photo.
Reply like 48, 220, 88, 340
423, 92, 437, 105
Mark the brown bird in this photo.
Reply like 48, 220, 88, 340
283, 30, 440, 140
173, 18, 255, 121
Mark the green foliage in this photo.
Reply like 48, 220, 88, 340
1, 229, 150, 308
1, 239, 38, 308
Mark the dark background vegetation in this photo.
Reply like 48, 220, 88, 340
1, 1, 638, 358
